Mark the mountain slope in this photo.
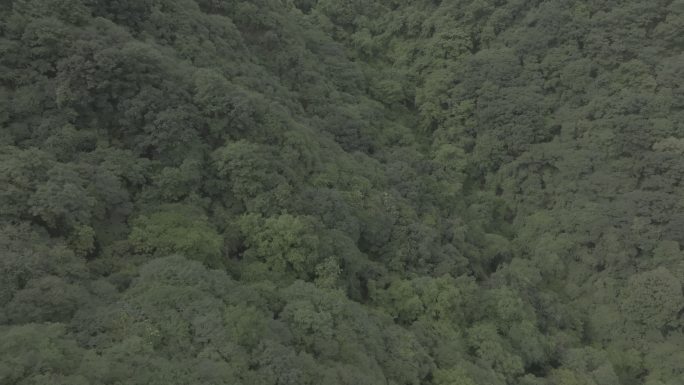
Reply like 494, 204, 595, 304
1, 0, 683, 384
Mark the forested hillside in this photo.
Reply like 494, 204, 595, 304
1, 0, 683, 384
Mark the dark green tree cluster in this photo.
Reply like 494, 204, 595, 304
1, 0, 683, 384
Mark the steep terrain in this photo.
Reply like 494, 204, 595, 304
1, 1, 683, 384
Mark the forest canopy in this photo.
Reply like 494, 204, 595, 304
1, 0, 683, 384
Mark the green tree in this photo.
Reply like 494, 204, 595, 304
238, 213, 322, 281
129, 205, 223, 266
620, 267, 683, 331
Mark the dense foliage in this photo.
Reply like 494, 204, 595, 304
1, 0, 683, 384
